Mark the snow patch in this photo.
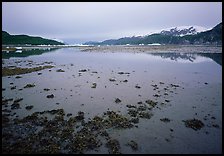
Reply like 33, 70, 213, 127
161, 25, 208, 33
147, 43, 161, 46
160, 25, 210, 36
15, 47, 22, 50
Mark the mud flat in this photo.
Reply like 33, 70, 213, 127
2, 47, 222, 154
79, 45, 222, 53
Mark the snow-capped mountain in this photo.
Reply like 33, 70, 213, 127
160, 26, 210, 37
83, 22, 221, 45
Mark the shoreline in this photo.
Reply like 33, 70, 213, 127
2, 44, 222, 53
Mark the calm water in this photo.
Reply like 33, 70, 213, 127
2, 47, 222, 154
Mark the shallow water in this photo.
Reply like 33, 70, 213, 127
2, 47, 222, 154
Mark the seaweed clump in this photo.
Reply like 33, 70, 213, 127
127, 140, 138, 151
145, 99, 157, 107
183, 118, 204, 131
2, 65, 54, 77
106, 139, 121, 154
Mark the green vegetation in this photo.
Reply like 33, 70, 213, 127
2, 31, 64, 45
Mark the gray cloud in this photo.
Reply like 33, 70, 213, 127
2, 2, 222, 44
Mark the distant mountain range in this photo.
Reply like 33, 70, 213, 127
2, 31, 64, 45
160, 25, 208, 36
84, 22, 222, 45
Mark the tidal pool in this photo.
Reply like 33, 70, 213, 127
2, 47, 222, 154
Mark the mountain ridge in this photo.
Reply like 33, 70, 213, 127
83, 22, 222, 45
2, 31, 65, 45
160, 25, 209, 36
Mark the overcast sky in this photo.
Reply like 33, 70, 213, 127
2, 2, 222, 44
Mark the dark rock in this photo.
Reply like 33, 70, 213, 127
43, 88, 50, 91
115, 98, 121, 103
56, 69, 65, 72
91, 83, 97, 88
165, 99, 170, 103
109, 78, 116, 82
151, 84, 158, 87
165, 138, 171, 142
153, 94, 161, 97
14, 98, 23, 103
164, 92, 168, 95
15, 76, 22, 79
170, 84, 180, 87
11, 102, 20, 109
79, 69, 87, 72
211, 116, 216, 120
67, 113, 72, 117
24, 84, 35, 88
46, 94, 54, 98
135, 85, 141, 89
118, 72, 124, 75
25, 105, 34, 110
11, 86, 16, 90
160, 118, 171, 123
126, 105, 136, 108
212, 124, 219, 128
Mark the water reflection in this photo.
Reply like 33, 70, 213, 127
198, 53, 222, 66
2, 48, 59, 59
2, 48, 222, 67
150, 53, 222, 66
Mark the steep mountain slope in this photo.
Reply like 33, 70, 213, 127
183, 23, 222, 44
2, 31, 64, 45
